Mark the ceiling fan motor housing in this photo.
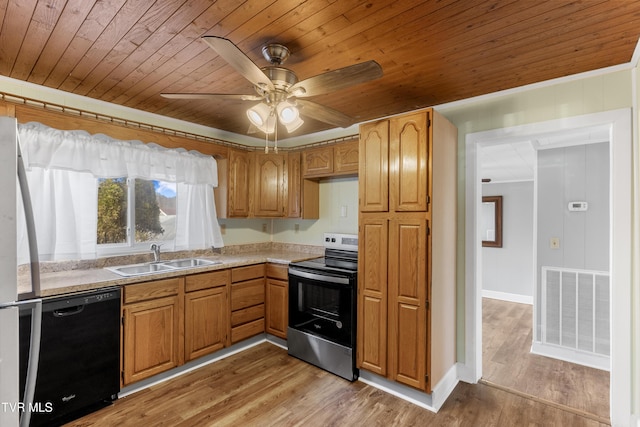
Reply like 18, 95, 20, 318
258, 66, 298, 103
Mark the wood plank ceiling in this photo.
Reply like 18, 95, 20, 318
0, 0, 639, 138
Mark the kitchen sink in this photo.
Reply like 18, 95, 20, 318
106, 258, 222, 277
107, 263, 176, 277
161, 258, 221, 268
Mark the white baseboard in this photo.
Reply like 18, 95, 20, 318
358, 364, 458, 413
455, 362, 479, 385
482, 289, 533, 305
530, 341, 610, 371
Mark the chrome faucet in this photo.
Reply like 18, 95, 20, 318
150, 243, 161, 262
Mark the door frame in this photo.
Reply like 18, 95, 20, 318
463, 108, 632, 424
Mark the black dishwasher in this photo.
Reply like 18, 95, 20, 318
19, 287, 121, 427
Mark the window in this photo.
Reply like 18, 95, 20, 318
97, 178, 177, 248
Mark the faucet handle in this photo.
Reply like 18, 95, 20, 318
150, 243, 162, 250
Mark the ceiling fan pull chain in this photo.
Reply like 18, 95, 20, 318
265, 131, 269, 153
274, 120, 278, 153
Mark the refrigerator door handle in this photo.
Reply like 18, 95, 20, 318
16, 129, 42, 427
20, 301, 42, 427
17, 139, 41, 299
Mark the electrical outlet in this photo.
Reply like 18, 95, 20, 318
550, 237, 560, 249
294, 223, 300, 233
220, 224, 226, 235
262, 223, 268, 233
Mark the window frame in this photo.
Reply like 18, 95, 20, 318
96, 177, 176, 257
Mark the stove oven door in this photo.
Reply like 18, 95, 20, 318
288, 267, 355, 348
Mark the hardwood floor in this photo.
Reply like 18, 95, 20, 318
67, 341, 608, 426
482, 297, 610, 423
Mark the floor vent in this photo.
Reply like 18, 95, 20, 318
533, 266, 610, 370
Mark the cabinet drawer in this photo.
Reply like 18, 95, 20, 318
123, 278, 180, 304
231, 303, 265, 327
231, 264, 265, 283
185, 269, 228, 292
231, 318, 264, 343
266, 263, 288, 280
231, 278, 264, 311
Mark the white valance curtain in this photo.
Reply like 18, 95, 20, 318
19, 122, 218, 185
17, 122, 224, 262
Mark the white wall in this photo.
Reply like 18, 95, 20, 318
536, 142, 610, 273
482, 181, 534, 302
215, 176, 358, 247
439, 68, 632, 363
273, 176, 358, 245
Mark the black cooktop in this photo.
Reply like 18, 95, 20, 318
289, 253, 357, 277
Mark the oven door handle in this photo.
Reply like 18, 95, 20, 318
288, 268, 351, 285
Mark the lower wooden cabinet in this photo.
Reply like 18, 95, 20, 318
121, 262, 288, 386
265, 263, 288, 339
230, 264, 265, 343
121, 278, 182, 386
184, 270, 229, 361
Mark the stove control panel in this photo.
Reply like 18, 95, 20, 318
323, 233, 358, 251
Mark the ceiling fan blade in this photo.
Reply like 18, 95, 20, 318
201, 36, 274, 91
290, 60, 382, 98
161, 93, 261, 101
296, 99, 354, 128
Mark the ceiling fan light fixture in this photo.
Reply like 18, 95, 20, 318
276, 101, 299, 124
283, 115, 304, 133
247, 103, 276, 133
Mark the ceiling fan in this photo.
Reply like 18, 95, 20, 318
161, 36, 383, 135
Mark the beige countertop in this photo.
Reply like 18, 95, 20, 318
22, 250, 320, 298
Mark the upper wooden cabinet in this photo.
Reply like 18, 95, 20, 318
302, 146, 333, 177
334, 140, 359, 174
359, 120, 389, 212
287, 152, 302, 218
359, 112, 430, 213
227, 149, 251, 217
302, 141, 359, 178
221, 140, 355, 219
390, 112, 430, 212
253, 152, 287, 217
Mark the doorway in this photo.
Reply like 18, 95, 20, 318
479, 138, 611, 418
463, 109, 632, 425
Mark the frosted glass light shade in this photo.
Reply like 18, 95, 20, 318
247, 103, 275, 134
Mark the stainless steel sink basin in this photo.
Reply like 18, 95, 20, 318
106, 258, 221, 277
107, 263, 176, 277
161, 258, 221, 268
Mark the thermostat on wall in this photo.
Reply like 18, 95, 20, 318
568, 201, 588, 211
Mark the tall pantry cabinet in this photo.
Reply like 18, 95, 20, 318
357, 108, 457, 393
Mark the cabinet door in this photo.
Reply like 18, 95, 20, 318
302, 146, 333, 177
390, 111, 429, 212
265, 278, 288, 339
334, 140, 359, 175
228, 149, 251, 217
122, 295, 180, 385
359, 120, 389, 212
254, 152, 286, 217
185, 286, 228, 361
357, 216, 388, 375
387, 215, 428, 390
287, 151, 301, 218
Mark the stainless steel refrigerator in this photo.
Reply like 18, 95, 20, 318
0, 116, 42, 427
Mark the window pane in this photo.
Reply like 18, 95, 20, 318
97, 178, 128, 244
135, 179, 176, 242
